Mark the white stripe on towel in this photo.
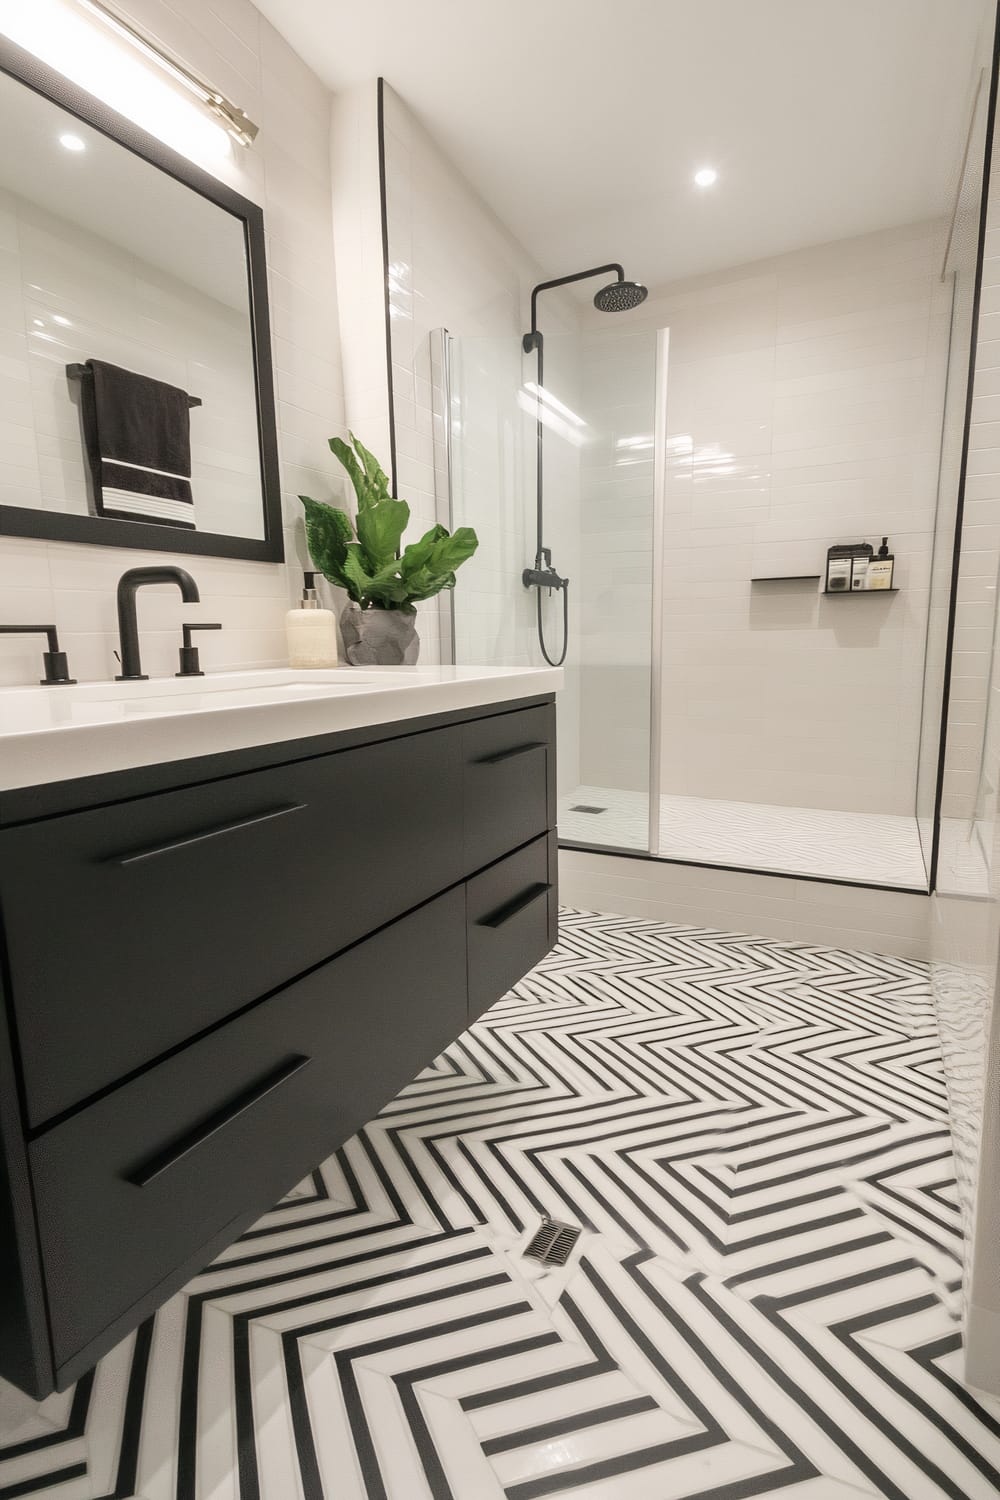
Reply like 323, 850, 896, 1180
102, 489, 193, 524
101, 456, 192, 483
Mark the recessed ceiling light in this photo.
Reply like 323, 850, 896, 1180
59, 133, 87, 152
694, 167, 718, 187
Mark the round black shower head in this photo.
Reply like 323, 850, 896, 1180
594, 279, 648, 313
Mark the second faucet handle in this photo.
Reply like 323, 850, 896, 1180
176, 622, 221, 678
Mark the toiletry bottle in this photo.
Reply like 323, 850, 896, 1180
826, 556, 851, 591
286, 571, 338, 667
867, 538, 895, 590
851, 555, 869, 590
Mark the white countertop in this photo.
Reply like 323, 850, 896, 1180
0, 665, 562, 793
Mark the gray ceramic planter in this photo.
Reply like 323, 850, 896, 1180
341, 604, 419, 666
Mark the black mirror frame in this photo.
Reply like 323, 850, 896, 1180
0, 35, 284, 564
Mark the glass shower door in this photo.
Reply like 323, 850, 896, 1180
439, 325, 662, 855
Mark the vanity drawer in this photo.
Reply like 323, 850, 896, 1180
30, 886, 467, 1371
463, 704, 555, 870
467, 833, 557, 1023
1, 725, 465, 1126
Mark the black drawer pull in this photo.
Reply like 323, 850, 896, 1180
126, 1054, 312, 1188
479, 882, 551, 929
475, 742, 546, 766
114, 802, 307, 866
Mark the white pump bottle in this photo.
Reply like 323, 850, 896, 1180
286, 571, 338, 668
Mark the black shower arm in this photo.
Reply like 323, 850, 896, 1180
526, 263, 625, 339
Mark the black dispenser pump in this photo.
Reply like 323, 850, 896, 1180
877, 536, 890, 558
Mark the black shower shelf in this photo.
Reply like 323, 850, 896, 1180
822, 588, 899, 596
750, 574, 821, 583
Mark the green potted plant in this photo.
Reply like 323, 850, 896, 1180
299, 433, 478, 666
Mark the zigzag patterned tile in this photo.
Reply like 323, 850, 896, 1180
2, 909, 999, 1499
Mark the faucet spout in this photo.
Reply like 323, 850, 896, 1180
115, 566, 201, 682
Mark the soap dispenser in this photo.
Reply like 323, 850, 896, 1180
867, 538, 895, 590
286, 571, 338, 668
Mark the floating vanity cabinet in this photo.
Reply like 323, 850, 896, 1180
0, 692, 557, 1397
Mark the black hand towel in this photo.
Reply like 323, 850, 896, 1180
80, 360, 196, 529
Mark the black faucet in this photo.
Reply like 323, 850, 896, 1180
116, 567, 201, 681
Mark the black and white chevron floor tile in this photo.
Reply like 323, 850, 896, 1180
3, 909, 1000, 1499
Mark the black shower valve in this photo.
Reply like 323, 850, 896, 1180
522, 564, 569, 592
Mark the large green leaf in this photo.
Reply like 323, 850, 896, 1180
350, 432, 392, 502
398, 524, 479, 602
398, 524, 447, 576
356, 494, 410, 570
299, 495, 354, 592
328, 436, 368, 511
340, 543, 377, 603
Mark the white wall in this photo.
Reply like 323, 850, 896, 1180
578, 221, 951, 817
0, 0, 346, 687
379, 79, 582, 786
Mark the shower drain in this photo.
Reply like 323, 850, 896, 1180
523, 1217, 582, 1267
570, 804, 606, 814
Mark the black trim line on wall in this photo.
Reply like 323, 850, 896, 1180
929, 0, 1000, 894
377, 77, 398, 498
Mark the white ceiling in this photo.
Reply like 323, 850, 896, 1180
256, 0, 992, 287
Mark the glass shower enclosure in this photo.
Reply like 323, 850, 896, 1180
433, 251, 973, 897
434, 325, 664, 856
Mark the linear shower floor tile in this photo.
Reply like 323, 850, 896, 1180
560, 784, 928, 887
2, 911, 997, 1498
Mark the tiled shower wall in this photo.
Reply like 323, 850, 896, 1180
578, 219, 951, 817
0, 0, 346, 687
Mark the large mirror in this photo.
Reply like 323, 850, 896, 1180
0, 37, 282, 561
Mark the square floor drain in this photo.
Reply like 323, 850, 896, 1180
570, 804, 606, 814
523, 1217, 582, 1267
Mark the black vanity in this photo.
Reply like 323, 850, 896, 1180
0, 690, 557, 1398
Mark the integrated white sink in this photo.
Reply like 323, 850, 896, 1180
0, 669, 400, 733
0, 665, 563, 793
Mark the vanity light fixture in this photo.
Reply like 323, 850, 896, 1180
73, 0, 259, 146
58, 131, 86, 151
694, 166, 718, 187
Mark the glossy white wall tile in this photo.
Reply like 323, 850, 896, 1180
578, 219, 950, 816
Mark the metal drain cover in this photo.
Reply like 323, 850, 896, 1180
570, 804, 606, 814
524, 1217, 582, 1266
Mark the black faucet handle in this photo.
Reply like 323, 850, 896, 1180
0, 624, 76, 685
176, 622, 221, 678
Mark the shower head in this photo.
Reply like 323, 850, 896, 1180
593, 279, 648, 313
525, 263, 646, 340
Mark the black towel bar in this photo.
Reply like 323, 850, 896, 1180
65, 363, 202, 408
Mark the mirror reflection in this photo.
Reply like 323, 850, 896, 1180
0, 68, 264, 540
